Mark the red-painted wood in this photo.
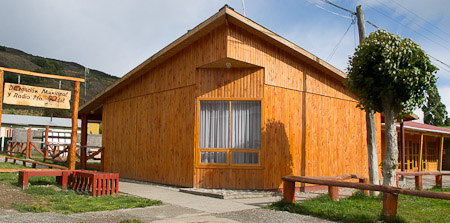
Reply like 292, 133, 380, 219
328, 186, 339, 201
382, 193, 398, 219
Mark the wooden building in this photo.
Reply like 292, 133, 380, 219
78, 6, 380, 190
382, 121, 449, 172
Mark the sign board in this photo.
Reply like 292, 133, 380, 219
3, 83, 71, 109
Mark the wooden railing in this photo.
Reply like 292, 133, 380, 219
6, 128, 44, 158
76, 146, 104, 170
396, 171, 450, 189
1, 155, 68, 170
282, 174, 450, 219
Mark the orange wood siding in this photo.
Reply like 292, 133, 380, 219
262, 85, 304, 189
101, 25, 228, 187
192, 23, 371, 189
228, 23, 304, 92
197, 68, 263, 98
227, 23, 356, 101
304, 93, 368, 178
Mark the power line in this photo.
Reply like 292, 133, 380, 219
318, 0, 379, 31
357, 0, 450, 52
428, 55, 450, 71
317, 0, 450, 73
371, 0, 450, 47
390, 0, 450, 40
320, 0, 355, 15
307, 0, 353, 20
327, 19, 355, 62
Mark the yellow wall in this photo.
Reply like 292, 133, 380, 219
88, 123, 100, 134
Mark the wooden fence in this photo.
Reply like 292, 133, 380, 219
282, 174, 450, 219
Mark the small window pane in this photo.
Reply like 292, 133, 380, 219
201, 152, 227, 163
199, 101, 229, 148
231, 101, 261, 149
232, 152, 259, 164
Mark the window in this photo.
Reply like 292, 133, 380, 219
199, 100, 261, 165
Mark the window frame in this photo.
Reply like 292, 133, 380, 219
196, 98, 263, 169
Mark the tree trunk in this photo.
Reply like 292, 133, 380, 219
366, 110, 380, 195
382, 100, 399, 186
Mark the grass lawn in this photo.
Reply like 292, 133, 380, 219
0, 161, 162, 214
12, 186, 161, 214
267, 189, 450, 223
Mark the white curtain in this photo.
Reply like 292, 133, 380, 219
232, 152, 258, 164
201, 151, 227, 163
199, 101, 229, 148
231, 101, 261, 149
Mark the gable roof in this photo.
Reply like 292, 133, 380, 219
79, 5, 347, 119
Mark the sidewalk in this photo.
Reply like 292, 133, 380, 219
117, 179, 333, 223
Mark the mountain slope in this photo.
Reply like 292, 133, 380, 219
0, 45, 118, 117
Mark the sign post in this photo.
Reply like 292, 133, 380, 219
0, 66, 84, 170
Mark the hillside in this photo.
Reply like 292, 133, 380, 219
0, 45, 118, 117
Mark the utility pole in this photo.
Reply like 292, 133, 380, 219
356, 5, 380, 194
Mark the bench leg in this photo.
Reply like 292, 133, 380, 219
415, 176, 422, 190
60, 172, 68, 189
18, 172, 29, 190
328, 186, 339, 201
56, 176, 62, 186
382, 192, 398, 220
436, 175, 442, 189
283, 180, 295, 203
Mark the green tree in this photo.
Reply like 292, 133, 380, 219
423, 86, 449, 126
346, 30, 437, 186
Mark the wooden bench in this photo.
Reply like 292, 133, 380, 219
72, 170, 119, 197
396, 171, 450, 190
18, 169, 74, 190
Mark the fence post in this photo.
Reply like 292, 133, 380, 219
26, 128, 31, 159
44, 126, 49, 160
283, 180, 295, 203
328, 186, 339, 201
435, 175, 442, 188
382, 192, 398, 219
415, 175, 423, 190
80, 115, 88, 169
359, 178, 370, 195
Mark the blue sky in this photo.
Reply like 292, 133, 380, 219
1, 0, 449, 121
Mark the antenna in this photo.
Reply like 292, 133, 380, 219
241, 0, 246, 17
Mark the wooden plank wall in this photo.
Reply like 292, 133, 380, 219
102, 25, 228, 187
197, 68, 263, 98
194, 68, 265, 189
208, 22, 371, 189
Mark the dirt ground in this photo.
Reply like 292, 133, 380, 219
0, 183, 35, 209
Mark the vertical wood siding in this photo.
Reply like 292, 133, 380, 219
197, 68, 263, 98
193, 22, 374, 189
102, 25, 228, 187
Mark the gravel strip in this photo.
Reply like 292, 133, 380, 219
214, 208, 334, 223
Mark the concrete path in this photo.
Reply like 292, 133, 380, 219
118, 180, 332, 223
119, 180, 259, 214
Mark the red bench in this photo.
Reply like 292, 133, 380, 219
72, 170, 119, 196
18, 170, 73, 190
